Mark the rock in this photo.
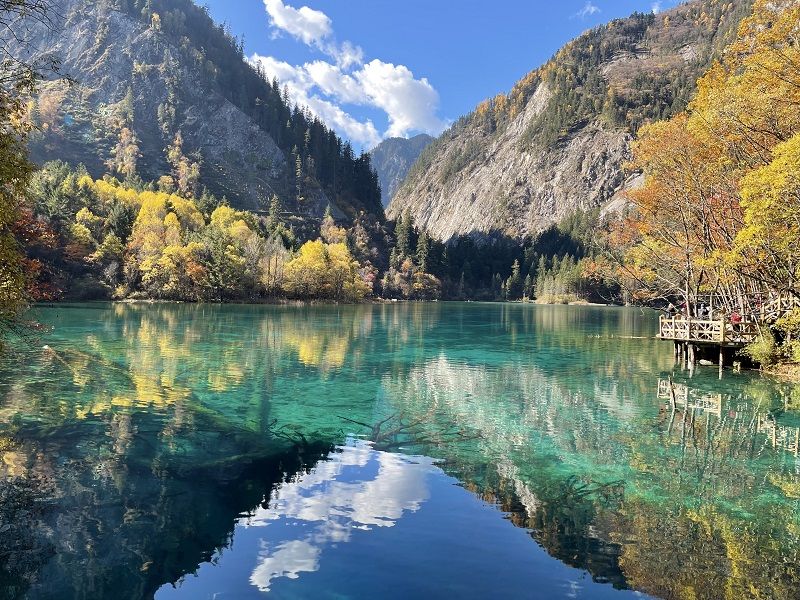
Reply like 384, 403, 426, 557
388, 0, 751, 240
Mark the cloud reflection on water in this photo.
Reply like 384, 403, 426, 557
245, 441, 435, 592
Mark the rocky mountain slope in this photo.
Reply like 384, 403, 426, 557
388, 0, 752, 241
17, 0, 382, 219
369, 134, 433, 207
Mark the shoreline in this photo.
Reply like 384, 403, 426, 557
761, 363, 800, 383
36, 297, 625, 308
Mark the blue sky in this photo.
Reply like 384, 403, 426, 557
203, 0, 681, 150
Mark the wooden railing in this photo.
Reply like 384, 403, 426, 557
657, 379, 722, 416
759, 295, 800, 323
673, 292, 799, 324
758, 415, 800, 456
657, 379, 688, 404
659, 316, 759, 345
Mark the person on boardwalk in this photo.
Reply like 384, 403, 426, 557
730, 310, 742, 337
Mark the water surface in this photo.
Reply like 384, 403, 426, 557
1, 303, 799, 599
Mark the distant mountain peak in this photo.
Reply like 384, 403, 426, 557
369, 133, 434, 207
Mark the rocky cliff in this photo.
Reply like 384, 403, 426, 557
369, 134, 433, 207
17, 0, 382, 219
388, 0, 751, 240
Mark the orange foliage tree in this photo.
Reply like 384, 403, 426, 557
611, 0, 800, 315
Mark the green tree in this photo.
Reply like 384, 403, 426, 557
395, 211, 413, 258
416, 230, 430, 272
506, 259, 522, 299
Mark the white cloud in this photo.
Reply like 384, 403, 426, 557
356, 60, 445, 139
305, 60, 365, 104
575, 1, 601, 18
651, 1, 662, 14
263, 0, 332, 46
250, 54, 382, 148
335, 41, 364, 70
251, 54, 309, 92
304, 95, 382, 148
253, 0, 446, 148
262, 0, 363, 68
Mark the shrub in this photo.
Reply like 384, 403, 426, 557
742, 329, 780, 367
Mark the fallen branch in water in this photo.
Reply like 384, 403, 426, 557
338, 411, 482, 451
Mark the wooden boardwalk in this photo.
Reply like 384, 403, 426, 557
658, 316, 758, 347
659, 294, 800, 345
657, 294, 799, 367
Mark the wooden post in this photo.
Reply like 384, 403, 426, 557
719, 346, 724, 379
668, 375, 676, 409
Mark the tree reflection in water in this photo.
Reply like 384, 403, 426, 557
384, 354, 800, 599
1, 303, 800, 599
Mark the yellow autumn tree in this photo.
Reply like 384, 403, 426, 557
283, 239, 369, 302
615, 0, 800, 317
734, 134, 800, 294
166, 131, 201, 197
141, 241, 209, 300
107, 127, 140, 179
614, 114, 741, 308
125, 191, 204, 293
0, 0, 46, 339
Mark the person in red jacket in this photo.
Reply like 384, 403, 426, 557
730, 310, 742, 335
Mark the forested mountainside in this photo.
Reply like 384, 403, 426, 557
16, 0, 382, 219
8, 0, 793, 313
389, 0, 752, 241
369, 134, 433, 207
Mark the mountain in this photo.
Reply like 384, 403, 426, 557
17, 0, 382, 220
388, 0, 752, 241
369, 134, 433, 207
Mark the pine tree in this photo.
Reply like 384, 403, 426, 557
508, 259, 522, 298
263, 194, 283, 234
395, 211, 413, 258
292, 146, 304, 206
416, 231, 430, 272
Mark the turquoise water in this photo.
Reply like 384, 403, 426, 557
1, 303, 799, 599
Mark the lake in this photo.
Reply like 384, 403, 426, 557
1, 302, 799, 599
